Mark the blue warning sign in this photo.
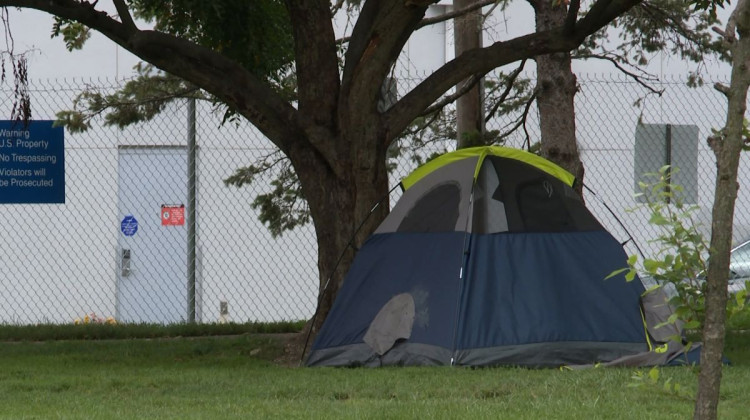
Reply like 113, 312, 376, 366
0, 120, 65, 204
121, 215, 138, 236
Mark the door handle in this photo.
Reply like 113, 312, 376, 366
121, 249, 131, 277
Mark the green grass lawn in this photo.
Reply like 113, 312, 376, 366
1, 332, 748, 419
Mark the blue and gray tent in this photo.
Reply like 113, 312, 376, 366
307, 146, 696, 368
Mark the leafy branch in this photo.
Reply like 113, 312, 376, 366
620, 166, 747, 332
573, 52, 664, 95
629, 366, 695, 401
484, 59, 528, 121
495, 91, 537, 149
54, 64, 202, 132
224, 151, 309, 238
51, 17, 91, 51
1, 8, 31, 125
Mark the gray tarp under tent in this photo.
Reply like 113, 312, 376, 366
306, 146, 701, 368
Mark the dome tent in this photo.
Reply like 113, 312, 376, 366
307, 146, 691, 367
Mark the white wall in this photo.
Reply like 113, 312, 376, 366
0, 90, 318, 324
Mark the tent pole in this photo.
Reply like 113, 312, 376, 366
449, 168, 482, 366
583, 183, 646, 260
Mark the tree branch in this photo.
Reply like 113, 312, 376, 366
422, 74, 482, 116
398, 110, 444, 139
286, 1, 341, 171
497, 91, 537, 146
714, 82, 731, 97
330, 0, 346, 15
341, 0, 430, 150
416, 0, 496, 30
575, 0, 641, 37
485, 59, 527, 121
638, 1, 713, 47
112, 0, 136, 31
724, 0, 749, 43
383, 0, 642, 145
575, 53, 664, 95
565, 0, 581, 35
0, 0, 302, 153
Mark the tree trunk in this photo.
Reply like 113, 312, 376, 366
695, 1, 750, 417
454, 0, 485, 149
531, 0, 584, 195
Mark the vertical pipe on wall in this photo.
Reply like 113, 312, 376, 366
665, 124, 672, 204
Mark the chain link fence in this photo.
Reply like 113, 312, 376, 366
0, 73, 746, 325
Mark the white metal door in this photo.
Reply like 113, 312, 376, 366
117, 146, 188, 323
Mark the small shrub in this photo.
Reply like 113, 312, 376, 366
616, 166, 746, 332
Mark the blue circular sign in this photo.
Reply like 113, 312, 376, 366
121, 215, 138, 236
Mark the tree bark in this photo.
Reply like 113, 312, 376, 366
530, 0, 585, 195
454, 0, 485, 149
695, 0, 750, 417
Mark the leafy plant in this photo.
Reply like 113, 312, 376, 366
628, 366, 695, 400
73, 313, 116, 325
614, 165, 747, 332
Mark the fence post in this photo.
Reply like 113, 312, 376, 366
187, 97, 197, 323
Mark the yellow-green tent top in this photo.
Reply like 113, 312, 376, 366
401, 146, 576, 190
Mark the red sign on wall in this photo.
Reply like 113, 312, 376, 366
161, 205, 185, 226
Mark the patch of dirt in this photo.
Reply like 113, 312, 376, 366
272, 331, 311, 367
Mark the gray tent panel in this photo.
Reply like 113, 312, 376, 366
641, 287, 684, 343
472, 158, 508, 233
376, 157, 478, 234
363, 293, 416, 355
397, 183, 461, 232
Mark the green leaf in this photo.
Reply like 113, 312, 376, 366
625, 270, 637, 282
643, 259, 663, 273
649, 212, 670, 226
648, 367, 660, 383
51, 18, 91, 51
683, 320, 701, 330
664, 313, 680, 325
735, 290, 747, 308
605, 268, 629, 280
131, 0, 294, 81
643, 284, 662, 295
663, 377, 672, 391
